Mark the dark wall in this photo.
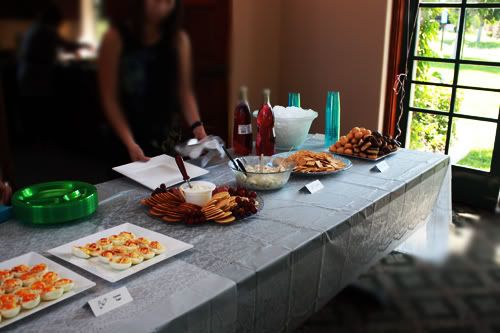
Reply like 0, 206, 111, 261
0, 0, 79, 20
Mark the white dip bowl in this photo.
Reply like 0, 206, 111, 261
180, 181, 216, 207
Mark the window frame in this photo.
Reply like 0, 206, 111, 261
401, 0, 500, 176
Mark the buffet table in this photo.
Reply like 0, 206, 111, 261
0, 136, 451, 333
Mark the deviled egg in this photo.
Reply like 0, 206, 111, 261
72, 246, 91, 259
96, 237, 113, 250
30, 281, 46, 295
54, 279, 74, 293
3, 278, 22, 294
99, 250, 115, 263
0, 270, 13, 283
41, 271, 59, 284
41, 285, 64, 301
118, 231, 136, 240
149, 241, 166, 254
123, 239, 138, 251
85, 243, 102, 257
0, 296, 21, 318
109, 257, 132, 270
19, 292, 40, 310
138, 247, 155, 260
135, 237, 150, 246
10, 264, 30, 278
127, 251, 144, 265
30, 263, 48, 276
109, 234, 124, 246
20, 272, 39, 287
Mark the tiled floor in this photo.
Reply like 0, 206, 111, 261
297, 205, 500, 333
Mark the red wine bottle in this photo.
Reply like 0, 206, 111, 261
233, 86, 253, 156
256, 89, 275, 156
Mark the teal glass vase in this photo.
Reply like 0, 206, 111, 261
325, 91, 340, 147
288, 92, 301, 107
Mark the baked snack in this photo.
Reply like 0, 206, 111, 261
329, 127, 400, 159
285, 150, 347, 173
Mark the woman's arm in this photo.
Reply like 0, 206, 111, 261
97, 28, 149, 162
177, 31, 207, 140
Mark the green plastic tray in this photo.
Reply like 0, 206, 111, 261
12, 181, 98, 225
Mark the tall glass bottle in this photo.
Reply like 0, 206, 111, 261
256, 89, 276, 156
232, 86, 252, 155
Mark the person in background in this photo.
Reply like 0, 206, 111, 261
17, 3, 92, 141
98, 0, 207, 162
0, 181, 12, 205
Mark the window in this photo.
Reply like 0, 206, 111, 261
403, 0, 500, 172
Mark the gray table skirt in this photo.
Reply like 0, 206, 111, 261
0, 136, 451, 333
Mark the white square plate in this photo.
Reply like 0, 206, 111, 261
0, 252, 96, 329
112, 155, 209, 190
47, 223, 193, 283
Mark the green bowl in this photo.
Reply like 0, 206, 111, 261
12, 181, 98, 225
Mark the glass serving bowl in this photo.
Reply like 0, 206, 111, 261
228, 156, 296, 191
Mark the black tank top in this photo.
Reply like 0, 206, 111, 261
115, 23, 182, 156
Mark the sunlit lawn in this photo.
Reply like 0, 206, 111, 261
457, 149, 494, 171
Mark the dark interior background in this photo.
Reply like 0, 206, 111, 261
0, 0, 230, 190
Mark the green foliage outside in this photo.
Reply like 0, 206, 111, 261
456, 149, 493, 171
410, 7, 459, 152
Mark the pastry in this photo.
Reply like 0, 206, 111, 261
329, 127, 400, 159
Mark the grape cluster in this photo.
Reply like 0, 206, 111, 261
228, 186, 257, 199
212, 186, 230, 195
152, 183, 167, 196
184, 209, 207, 225
232, 196, 258, 219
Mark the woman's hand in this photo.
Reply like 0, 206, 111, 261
193, 125, 207, 140
0, 181, 12, 205
127, 143, 150, 162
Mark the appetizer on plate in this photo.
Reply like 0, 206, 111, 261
0, 262, 75, 321
72, 233, 166, 271
329, 127, 400, 160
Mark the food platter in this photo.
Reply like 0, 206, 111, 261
143, 185, 262, 225
274, 151, 352, 175
335, 150, 398, 162
48, 223, 193, 283
328, 127, 400, 161
0, 252, 95, 328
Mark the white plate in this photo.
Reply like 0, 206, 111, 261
112, 155, 209, 190
0, 252, 96, 329
47, 223, 193, 283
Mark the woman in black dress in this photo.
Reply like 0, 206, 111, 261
98, 0, 207, 162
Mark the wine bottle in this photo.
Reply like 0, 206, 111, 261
256, 89, 276, 156
232, 86, 253, 156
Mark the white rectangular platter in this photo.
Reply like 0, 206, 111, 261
48, 223, 193, 283
0, 252, 96, 329
112, 154, 209, 190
